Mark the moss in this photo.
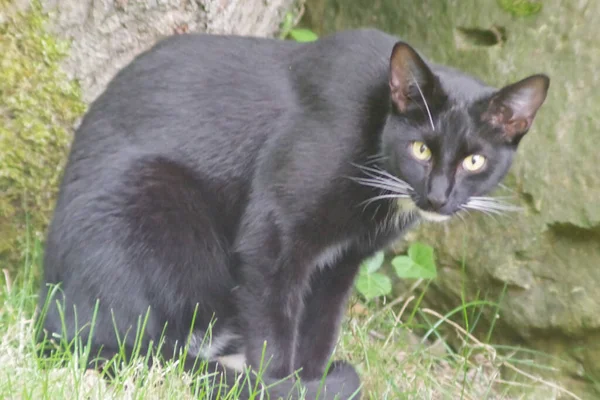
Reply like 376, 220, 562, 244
0, 1, 86, 271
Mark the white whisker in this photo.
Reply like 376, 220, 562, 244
469, 196, 515, 201
359, 193, 410, 208
348, 163, 415, 210
410, 72, 435, 131
373, 203, 382, 220
458, 205, 472, 217
464, 204, 500, 216
365, 153, 388, 163
455, 209, 467, 224
349, 177, 411, 193
498, 183, 516, 193
470, 195, 515, 200
467, 197, 523, 213
351, 163, 412, 187
462, 196, 522, 220
354, 177, 411, 191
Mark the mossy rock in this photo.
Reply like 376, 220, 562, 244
0, 1, 85, 272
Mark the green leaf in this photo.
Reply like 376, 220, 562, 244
497, 0, 542, 17
391, 255, 413, 276
408, 242, 436, 272
360, 251, 385, 274
355, 272, 392, 300
392, 242, 437, 279
288, 29, 319, 43
278, 13, 296, 39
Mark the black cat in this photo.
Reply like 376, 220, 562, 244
37, 28, 549, 399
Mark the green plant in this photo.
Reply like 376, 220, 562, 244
279, 11, 319, 42
287, 28, 318, 43
355, 242, 437, 301
497, 0, 542, 17
355, 252, 391, 301
392, 242, 437, 280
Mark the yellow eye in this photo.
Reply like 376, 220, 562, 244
411, 141, 432, 161
462, 154, 486, 172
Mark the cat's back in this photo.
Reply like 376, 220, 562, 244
89, 29, 394, 132
80, 33, 300, 146
83, 28, 398, 138
60, 33, 309, 199
64, 30, 397, 183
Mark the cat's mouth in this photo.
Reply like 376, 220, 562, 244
417, 210, 451, 222
396, 198, 452, 223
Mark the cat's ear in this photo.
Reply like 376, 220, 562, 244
483, 74, 550, 142
389, 42, 437, 112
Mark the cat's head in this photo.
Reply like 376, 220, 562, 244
377, 42, 549, 222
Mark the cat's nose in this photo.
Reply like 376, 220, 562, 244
426, 193, 447, 210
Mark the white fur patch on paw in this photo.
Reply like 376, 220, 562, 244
217, 353, 247, 372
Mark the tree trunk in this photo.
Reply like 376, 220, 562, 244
44, 0, 296, 102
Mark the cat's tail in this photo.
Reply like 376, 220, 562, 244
198, 359, 362, 400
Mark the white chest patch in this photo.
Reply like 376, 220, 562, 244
313, 239, 352, 270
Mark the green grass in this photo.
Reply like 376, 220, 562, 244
1, 243, 286, 400
0, 231, 578, 400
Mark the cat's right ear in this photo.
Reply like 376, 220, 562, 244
389, 42, 437, 112
482, 74, 550, 142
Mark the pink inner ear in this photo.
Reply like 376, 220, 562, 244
505, 118, 531, 137
389, 43, 432, 113
484, 75, 549, 139
390, 86, 409, 112
389, 64, 404, 89
484, 103, 532, 138
389, 61, 411, 111
505, 87, 542, 120
492, 103, 513, 124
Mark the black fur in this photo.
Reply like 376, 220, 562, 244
37, 28, 549, 399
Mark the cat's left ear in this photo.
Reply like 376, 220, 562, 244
389, 42, 439, 113
483, 74, 550, 142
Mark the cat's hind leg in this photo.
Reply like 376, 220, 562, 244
37, 154, 239, 376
